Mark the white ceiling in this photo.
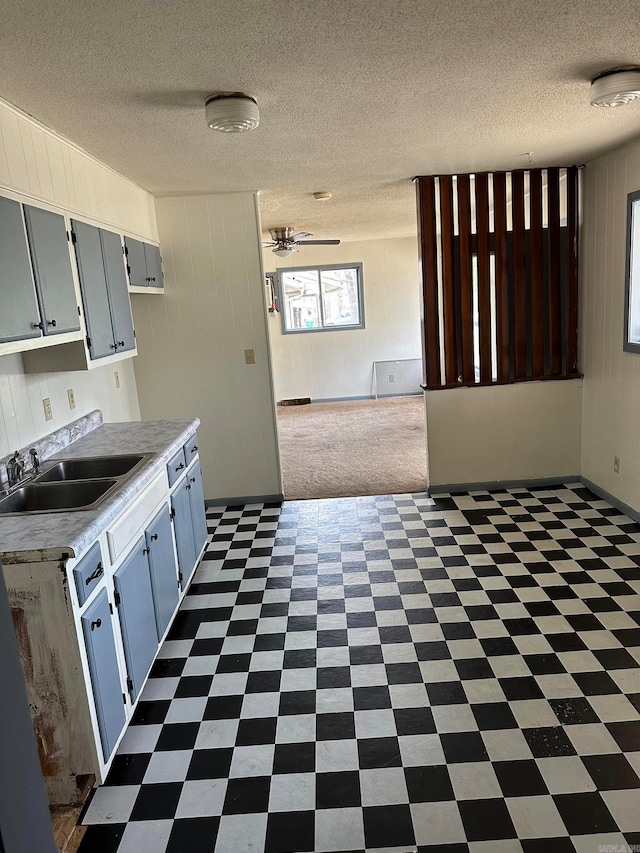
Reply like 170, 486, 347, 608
1, 0, 640, 241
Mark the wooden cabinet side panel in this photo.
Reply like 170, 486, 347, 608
3, 561, 98, 805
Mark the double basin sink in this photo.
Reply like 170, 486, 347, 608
0, 454, 153, 515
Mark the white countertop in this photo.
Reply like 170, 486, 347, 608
0, 418, 199, 565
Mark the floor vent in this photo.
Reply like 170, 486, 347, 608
278, 397, 311, 406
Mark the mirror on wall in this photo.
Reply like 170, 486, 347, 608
624, 189, 640, 353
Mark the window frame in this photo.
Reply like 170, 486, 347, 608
276, 262, 365, 335
623, 189, 640, 354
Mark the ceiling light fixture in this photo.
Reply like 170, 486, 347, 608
273, 247, 293, 258
205, 94, 260, 132
313, 191, 333, 201
590, 70, 640, 107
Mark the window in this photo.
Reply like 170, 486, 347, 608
277, 263, 364, 333
624, 189, 640, 353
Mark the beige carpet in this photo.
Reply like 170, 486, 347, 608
276, 396, 428, 500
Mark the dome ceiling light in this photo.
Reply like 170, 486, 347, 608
205, 94, 260, 132
590, 70, 640, 107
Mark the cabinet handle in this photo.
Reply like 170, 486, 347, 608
85, 562, 104, 585
110, 343, 118, 349
176, 462, 184, 471
33, 321, 44, 330
151, 277, 156, 282
150, 533, 158, 541
143, 547, 150, 555
190, 477, 196, 484
47, 319, 57, 327
118, 340, 125, 347
191, 445, 198, 452
186, 483, 192, 490
145, 277, 151, 282
90, 618, 102, 631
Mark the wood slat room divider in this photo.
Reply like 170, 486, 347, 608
416, 167, 580, 390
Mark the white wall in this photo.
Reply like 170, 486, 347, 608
132, 193, 282, 502
0, 98, 155, 458
265, 237, 422, 401
425, 380, 583, 488
581, 137, 640, 512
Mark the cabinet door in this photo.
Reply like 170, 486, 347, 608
81, 589, 126, 761
100, 229, 136, 353
146, 506, 179, 640
187, 462, 208, 562
172, 478, 197, 591
72, 220, 116, 359
114, 540, 158, 701
144, 243, 164, 288
124, 237, 148, 287
0, 196, 42, 343
24, 205, 80, 335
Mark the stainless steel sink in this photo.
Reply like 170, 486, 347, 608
0, 480, 119, 515
37, 454, 146, 483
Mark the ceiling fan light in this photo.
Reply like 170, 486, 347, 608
273, 247, 293, 257
590, 70, 640, 107
205, 94, 260, 132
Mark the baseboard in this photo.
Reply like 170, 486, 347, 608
580, 477, 640, 523
428, 475, 581, 495
311, 392, 423, 403
205, 493, 284, 507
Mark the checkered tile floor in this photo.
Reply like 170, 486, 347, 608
79, 485, 640, 852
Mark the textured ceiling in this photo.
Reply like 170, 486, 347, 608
1, 0, 640, 241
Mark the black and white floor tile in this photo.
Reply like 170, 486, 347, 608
79, 484, 640, 852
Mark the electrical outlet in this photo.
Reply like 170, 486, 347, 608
114, 370, 120, 389
614, 456, 620, 474
244, 348, 256, 365
67, 388, 76, 410
388, 373, 395, 383
43, 397, 53, 421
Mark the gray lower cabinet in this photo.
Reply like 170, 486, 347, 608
81, 590, 126, 761
24, 205, 80, 335
125, 235, 164, 288
187, 463, 208, 558
114, 540, 159, 701
72, 220, 136, 359
0, 196, 42, 343
146, 506, 179, 640
172, 478, 197, 590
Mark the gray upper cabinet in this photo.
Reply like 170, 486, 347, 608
144, 243, 164, 288
125, 236, 164, 288
24, 205, 80, 336
101, 229, 135, 353
0, 196, 42, 343
124, 237, 148, 287
72, 220, 136, 360
72, 220, 116, 360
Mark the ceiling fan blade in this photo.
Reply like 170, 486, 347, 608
290, 232, 313, 242
262, 241, 277, 247
297, 239, 341, 246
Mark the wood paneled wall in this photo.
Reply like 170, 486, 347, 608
132, 193, 282, 502
0, 98, 150, 458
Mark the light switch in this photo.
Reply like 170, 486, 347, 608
244, 349, 256, 365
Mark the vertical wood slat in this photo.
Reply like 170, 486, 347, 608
416, 177, 441, 387
493, 172, 510, 382
457, 174, 475, 382
474, 173, 492, 382
529, 169, 545, 376
511, 171, 527, 378
439, 176, 458, 384
547, 167, 562, 375
565, 166, 579, 375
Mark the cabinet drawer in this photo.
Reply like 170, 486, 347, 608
184, 433, 199, 463
107, 472, 166, 564
167, 447, 186, 487
73, 540, 105, 606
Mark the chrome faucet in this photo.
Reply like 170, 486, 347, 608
6, 451, 25, 488
29, 448, 40, 475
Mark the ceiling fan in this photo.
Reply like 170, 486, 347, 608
263, 226, 340, 257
